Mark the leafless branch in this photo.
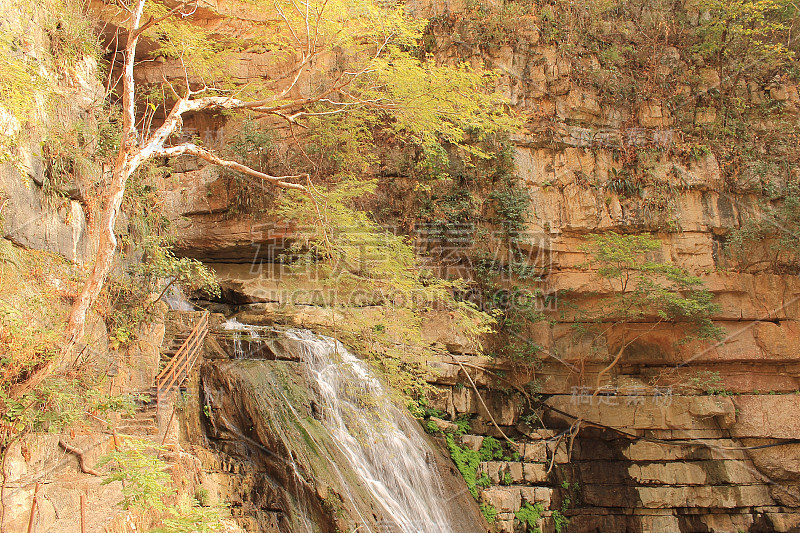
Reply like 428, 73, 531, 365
593, 319, 663, 396
275, 1, 302, 45
162, 75, 181, 100
151, 143, 310, 192
130, 1, 188, 41
450, 355, 519, 450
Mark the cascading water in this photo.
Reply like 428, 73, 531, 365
210, 319, 482, 532
284, 329, 454, 533
163, 283, 195, 311
222, 318, 261, 358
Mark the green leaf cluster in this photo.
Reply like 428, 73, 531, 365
693, 0, 796, 68
445, 434, 482, 498
445, 434, 518, 498
98, 438, 174, 511
365, 55, 521, 160
98, 439, 229, 531
480, 503, 498, 523
478, 435, 504, 461
552, 509, 570, 533
150, 495, 228, 533
0, 378, 138, 445
579, 232, 723, 340
274, 181, 494, 396
515, 501, 544, 533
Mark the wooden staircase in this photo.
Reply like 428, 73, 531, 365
117, 311, 208, 440
155, 310, 209, 407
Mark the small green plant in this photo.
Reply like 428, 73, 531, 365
687, 143, 711, 161
97, 438, 173, 511
424, 420, 440, 434
151, 495, 228, 533
521, 411, 543, 430
501, 471, 513, 486
552, 509, 570, 533
515, 502, 544, 532
480, 503, 497, 524
424, 407, 447, 419
605, 168, 642, 197
478, 436, 504, 461
551, 479, 577, 533
476, 473, 492, 488
487, 176, 531, 239
560, 480, 580, 491
454, 414, 472, 436
688, 371, 731, 396
445, 434, 481, 498
194, 487, 212, 507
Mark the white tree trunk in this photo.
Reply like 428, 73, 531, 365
10, 0, 314, 397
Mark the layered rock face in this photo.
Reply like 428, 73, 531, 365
0, 1, 102, 264
115, 1, 800, 531
416, 8, 799, 530
426, 356, 800, 532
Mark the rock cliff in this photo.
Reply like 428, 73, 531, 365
136, 1, 800, 531
2, 0, 799, 532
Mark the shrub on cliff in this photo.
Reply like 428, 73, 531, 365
726, 181, 800, 273
575, 232, 723, 392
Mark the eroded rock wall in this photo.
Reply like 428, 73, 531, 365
108, 1, 800, 531
427, 355, 800, 532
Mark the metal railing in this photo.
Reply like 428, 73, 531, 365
155, 310, 209, 406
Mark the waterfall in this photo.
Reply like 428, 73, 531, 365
285, 329, 454, 533
222, 318, 261, 358
163, 283, 195, 311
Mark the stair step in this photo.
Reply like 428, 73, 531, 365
133, 397, 156, 407
117, 425, 158, 436
119, 418, 157, 427
122, 409, 157, 417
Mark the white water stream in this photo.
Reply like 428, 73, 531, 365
163, 283, 195, 311
222, 320, 454, 533
286, 329, 453, 533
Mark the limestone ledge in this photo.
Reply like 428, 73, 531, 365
547, 271, 800, 322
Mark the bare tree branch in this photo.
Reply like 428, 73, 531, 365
275, 1, 302, 45
450, 354, 519, 450
593, 319, 663, 397
151, 143, 310, 192
129, 0, 195, 41
59, 440, 101, 476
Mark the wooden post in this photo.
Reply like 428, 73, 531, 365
26, 482, 40, 533
80, 492, 87, 533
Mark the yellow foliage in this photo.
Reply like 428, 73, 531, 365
0, 239, 78, 394
274, 181, 494, 397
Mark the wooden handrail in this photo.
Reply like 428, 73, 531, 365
156, 311, 208, 406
